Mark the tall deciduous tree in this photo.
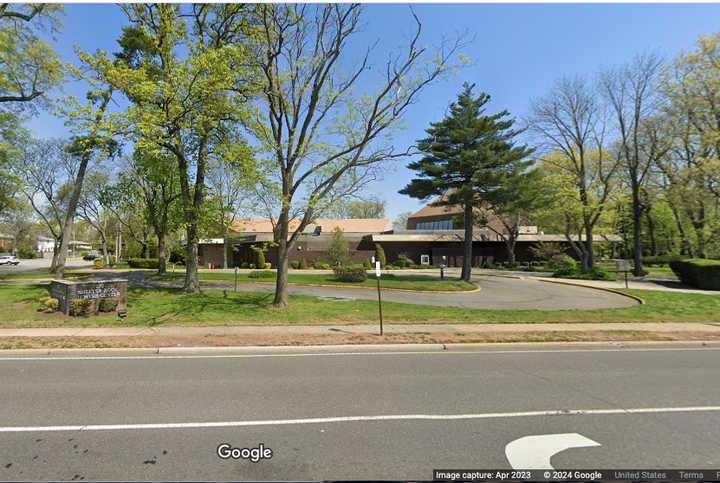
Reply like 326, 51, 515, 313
251, 4, 465, 307
601, 53, 667, 275
528, 77, 618, 271
400, 83, 533, 281
104, 4, 259, 292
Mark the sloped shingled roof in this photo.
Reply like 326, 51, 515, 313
231, 218, 392, 235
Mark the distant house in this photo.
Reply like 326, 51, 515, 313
37, 236, 55, 257
196, 218, 392, 268
0, 233, 14, 252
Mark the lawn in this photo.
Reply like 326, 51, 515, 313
1, 283, 720, 327
147, 271, 476, 292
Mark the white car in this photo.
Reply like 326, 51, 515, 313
0, 255, 20, 266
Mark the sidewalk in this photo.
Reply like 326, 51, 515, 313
2, 322, 720, 338
535, 277, 720, 295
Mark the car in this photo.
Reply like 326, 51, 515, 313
0, 255, 20, 266
82, 253, 99, 261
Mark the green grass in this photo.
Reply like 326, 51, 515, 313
1, 283, 720, 328
148, 271, 476, 292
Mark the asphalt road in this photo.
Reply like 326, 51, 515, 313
1, 345, 719, 481
0, 258, 92, 273
140, 273, 638, 310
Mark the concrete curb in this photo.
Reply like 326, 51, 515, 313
538, 278, 645, 305
1, 340, 719, 357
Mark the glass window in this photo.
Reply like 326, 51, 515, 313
416, 219, 453, 230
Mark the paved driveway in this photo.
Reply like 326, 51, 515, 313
110, 271, 638, 310
0, 257, 92, 273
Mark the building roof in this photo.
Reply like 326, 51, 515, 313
231, 218, 392, 235
371, 232, 622, 243
408, 202, 463, 219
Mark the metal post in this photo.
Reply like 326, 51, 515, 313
625, 270, 629, 289
234, 266, 238, 292
377, 275, 383, 336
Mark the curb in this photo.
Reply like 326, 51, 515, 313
538, 278, 645, 305
1, 340, 719, 357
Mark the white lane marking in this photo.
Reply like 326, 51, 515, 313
1, 406, 719, 433
0, 347, 718, 361
505, 433, 601, 469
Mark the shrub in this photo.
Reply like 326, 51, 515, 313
69, 299, 92, 316
290, 260, 300, 269
248, 270, 275, 279
328, 227, 350, 267
363, 260, 372, 270
548, 254, 578, 275
241, 262, 249, 268
643, 255, 689, 266
264, 262, 272, 269
394, 254, 414, 268
374, 243, 386, 267
127, 258, 159, 269
93, 258, 104, 269
169, 246, 186, 265
107, 255, 116, 266
252, 245, 266, 269
670, 259, 720, 290
248, 263, 255, 269
313, 260, 327, 269
17, 247, 36, 259
98, 298, 118, 312
333, 265, 368, 282
38, 296, 59, 313
298, 258, 308, 269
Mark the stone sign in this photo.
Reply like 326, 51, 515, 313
50, 279, 128, 316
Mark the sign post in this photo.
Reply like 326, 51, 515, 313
615, 259, 631, 289
375, 260, 383, 336
234, 266, 239, 292
440, 256, 447, 280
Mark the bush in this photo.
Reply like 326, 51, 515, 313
290, 260, 300, 269
169, 246, 186, 265
107, 255, 116, 266
93, 258, 104, 269
38, 296, 59, 313
313, 260, 327, 269
252, 245, 266, 269
643, 255, 689, 266
394, 254, 414, 268
98, 298, 118, 312
363, 260, 372, 270
241, 262, 249, 269
17, 247, 36, 259
374, 243, 386, 267
298, 258, 308, 269
248, 263, 255, 269
670, 259, 720, 290
333, 265, 368, 283
548, 255, 578, 275
69, 299, 92, 316
127, 258, 159, 269
248, 270, 275, 279
264, 262, 272, 269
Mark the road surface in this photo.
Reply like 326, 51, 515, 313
1, 345, 719, 481
0, 258, 92, 274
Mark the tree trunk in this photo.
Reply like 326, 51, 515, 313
461, 204, 473, 282
632, 193, 644, 276
184, 224, 200, 292
273, 209, 290, 308
506, 238, 516, 265
669, 202, 692, 257
646, 209, 657, 256
583, 221, 594, 271
222, 225, 229, 269
100, 233, 109, 267
157, 231, 167, 274
50, 239, 61, 274
53, 159, 91, 279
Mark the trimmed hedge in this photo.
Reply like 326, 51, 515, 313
248, 270, 275, 279
643, 255, 689, 266
670, 259, 720, 290
128, 258, 160, 269
333, 265, 368, 283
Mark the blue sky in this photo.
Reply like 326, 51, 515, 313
26, 3, 720, 221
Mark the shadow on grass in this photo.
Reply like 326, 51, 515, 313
127, 287, 278, 326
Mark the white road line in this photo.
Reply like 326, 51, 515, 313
2, 406, 720, 433
0, 346, 718, 361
